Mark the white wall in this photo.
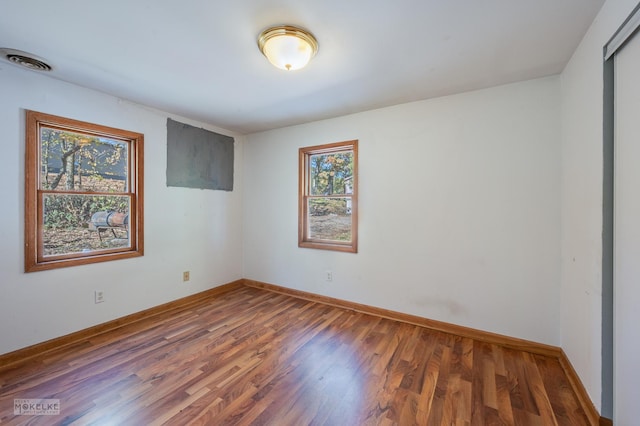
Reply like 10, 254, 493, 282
0, 65, 244, 355
560, 0, 638, 414
244, 77, 561, 345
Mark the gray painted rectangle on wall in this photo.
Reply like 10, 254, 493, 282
166, 118, 234, 191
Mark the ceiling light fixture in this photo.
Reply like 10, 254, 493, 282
258, 25, 318, 71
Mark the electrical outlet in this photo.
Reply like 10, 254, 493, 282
183, 271, 190, 282
325, 270, 333, 282
94, 290, 105, 304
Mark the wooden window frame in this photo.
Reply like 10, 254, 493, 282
298, 140, 358, 253
25, 110, 144, 272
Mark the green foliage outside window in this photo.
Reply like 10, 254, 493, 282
40, 128, 129, 229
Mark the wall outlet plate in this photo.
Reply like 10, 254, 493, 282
325, 270, 333, 282
94, 290, 105, 304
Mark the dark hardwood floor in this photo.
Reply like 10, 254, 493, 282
0, 285, 589, 425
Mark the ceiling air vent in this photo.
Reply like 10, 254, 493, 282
0, 48, 52, 71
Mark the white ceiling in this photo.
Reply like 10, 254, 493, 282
0, 0, 604, 134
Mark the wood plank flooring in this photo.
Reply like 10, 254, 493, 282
0, 285, 590, 425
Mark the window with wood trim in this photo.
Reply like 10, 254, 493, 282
25, 110, 144, 272
299, 140, 358, 252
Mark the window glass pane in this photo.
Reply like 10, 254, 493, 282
308, 197, 352, 241
40, 127, 128, 192
309, 151, 353, 196
43, 194, 130, 256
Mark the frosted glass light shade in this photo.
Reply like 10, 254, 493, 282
258, 26, 318, 71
